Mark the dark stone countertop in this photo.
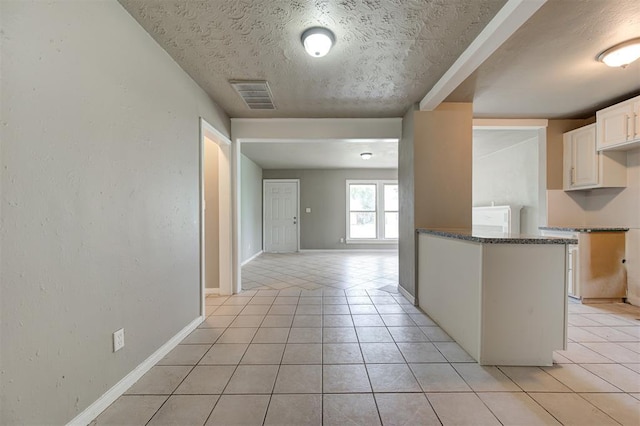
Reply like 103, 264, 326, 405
539, 226, 629, 233
417, 228, 578, 244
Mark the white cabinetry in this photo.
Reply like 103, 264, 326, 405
567, 245, 579, 298
540, 229, 627, 303
563, 124, 626, 191
540, 229, 579, 298
596, 94, 640, 151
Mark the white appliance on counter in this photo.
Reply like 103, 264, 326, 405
472, 205, 521, 234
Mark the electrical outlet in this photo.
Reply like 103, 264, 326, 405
340, 237, 345, 243
113, 328, 125, 352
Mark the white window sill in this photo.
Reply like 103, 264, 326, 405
346, 239, 398, 245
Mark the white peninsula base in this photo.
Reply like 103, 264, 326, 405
417, 230, 575, 366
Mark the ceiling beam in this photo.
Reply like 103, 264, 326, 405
419, 0, 547, 111
231, 118, 402, 142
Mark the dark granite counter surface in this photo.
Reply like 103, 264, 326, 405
417, 228, 578, 244
539, 226, 629, 233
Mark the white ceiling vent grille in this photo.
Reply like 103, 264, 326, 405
229, 80, 276, 110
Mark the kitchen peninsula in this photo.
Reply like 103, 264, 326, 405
417, 229, 577, 366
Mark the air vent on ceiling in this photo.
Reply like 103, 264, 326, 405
229, 80, 276, 110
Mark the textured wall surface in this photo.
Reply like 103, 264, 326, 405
473, 137, 539, 234
262, 169, 398, 250
398, 106, 416, 296
0, 1, 229, 424
241, 154, 264, 262
117, 0, 505, 118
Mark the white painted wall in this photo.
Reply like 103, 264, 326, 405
473, 137, 539, 234
204, 138, 220, 289
241, 154, 263, 263
0, 1, 230, 424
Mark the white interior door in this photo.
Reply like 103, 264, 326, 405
264, 181, 298, 253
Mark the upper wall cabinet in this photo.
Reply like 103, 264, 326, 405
563, 124, 626, 191
597, 94, 640, 151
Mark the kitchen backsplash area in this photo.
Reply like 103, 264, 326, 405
547, 148, 640, 306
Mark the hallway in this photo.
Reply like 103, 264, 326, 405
93, 252, 640, 425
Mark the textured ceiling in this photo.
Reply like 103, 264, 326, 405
447, 0, 640, 118
118, 0, 506, 118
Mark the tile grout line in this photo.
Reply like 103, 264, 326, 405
354, 322, 384, 425
143, 323, 221, 426
99, 252, 640, 425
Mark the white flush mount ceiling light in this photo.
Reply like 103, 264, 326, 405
360, 152, 373, 160
301, 27, 335, 58
598, 38, 640, 68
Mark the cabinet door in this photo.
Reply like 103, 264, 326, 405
571, 126, 598, 188
567, 245, 579, 297
563, 136, 573, 190
597, 102, 633, 149
634, 101, 640, 141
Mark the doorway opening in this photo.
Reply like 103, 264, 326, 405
263, 179, 300, 253
472, 119, 548, 234
200, 118, 233, 315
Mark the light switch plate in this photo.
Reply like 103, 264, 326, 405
305, 207, 311, 213
113, 328, 125, 352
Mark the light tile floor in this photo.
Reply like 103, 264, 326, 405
93, 252, 640, 425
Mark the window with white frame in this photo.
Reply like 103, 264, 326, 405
346, 180, 398, 242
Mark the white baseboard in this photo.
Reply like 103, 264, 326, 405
67, 315, 204, 426
205, 288, 220, 295
241, 250, 263, 266
398, 285, 416, 305
298, 249, 398, 253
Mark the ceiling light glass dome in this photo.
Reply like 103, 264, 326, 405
302, 27, 335, 58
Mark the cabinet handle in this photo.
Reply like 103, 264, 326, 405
635, 113, 638, 138
627, 114, 632, 139
570, 167, 575, 185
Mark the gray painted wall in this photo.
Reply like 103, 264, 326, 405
398, 106, 416, 297
473, 137, 539, 234
262, 169, 398, 250
241, 154, 263, 263
1, 1, 230, 424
